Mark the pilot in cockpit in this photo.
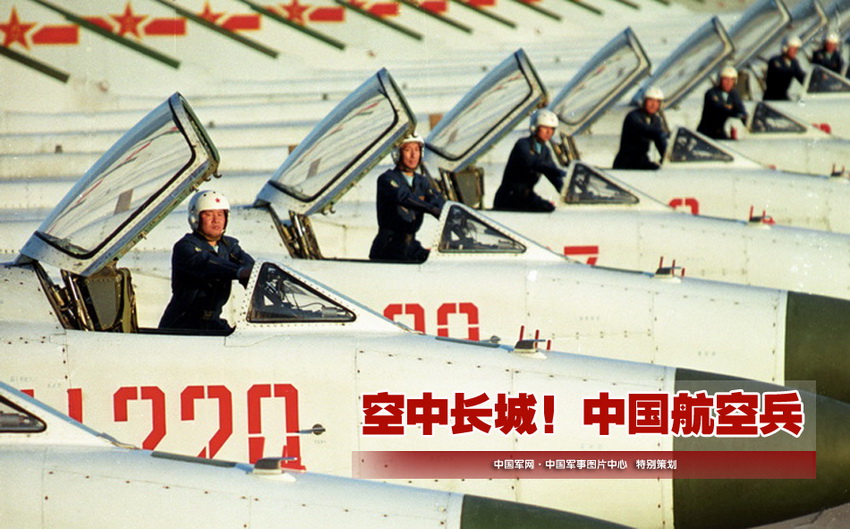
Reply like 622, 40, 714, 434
811, 33, 845, 76
369, 133, 445, 263
159, 190, 255, 332
613, 86, 668, 170
493, 109, 565, 213
764, 35, 806, 101
697, 65, 748, 140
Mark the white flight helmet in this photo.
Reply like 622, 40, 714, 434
188, 190, 230, 231
529, 109, 559, 133
782, 35, 803, 53
391, 132, 425, 168
825, 32, 840, 45
643, 86, 664, 102
719, 65, 738, 81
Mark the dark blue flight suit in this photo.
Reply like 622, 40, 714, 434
613, 108, 668, 170
159, 232, 254, 331
764, 55, 806, 100
370, 168, 445, 263
696, 86, 748, 140
812, 49, 844, 75
493, 136, 565, 212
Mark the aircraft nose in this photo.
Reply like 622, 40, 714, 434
784, 292, 850, 403
673, 370, 850, 528
460, 495, 633, 528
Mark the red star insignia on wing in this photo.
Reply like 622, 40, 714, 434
111, 2, 147, 38
280, 0, 311, 25
198, 1, 224, 24
0, 8, 36, 49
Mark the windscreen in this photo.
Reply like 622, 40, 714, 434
438, 205, 526, 253
750, 102, 808, 132
565, 164, 640, 204
808, 65, 850, 93
0, 397, 46, 433
669, 129, 735, 163
249, 262, 356, 323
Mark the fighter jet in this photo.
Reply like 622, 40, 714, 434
249, 48, 850, 302
4, 90, 850, 529
725, 0, 850, 140
31, 70, 850, 407
544, 27, 850, 235
552, 1, 850, 176
0, 381, 625, 529
619, 4, 850, 176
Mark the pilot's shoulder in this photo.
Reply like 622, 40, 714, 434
174, 232, 206, 253
377, 168, 403, 187
221, 234, 241, 247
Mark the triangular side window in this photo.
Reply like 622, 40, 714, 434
566, 164, 639, 204
669, 128, 734, 163
750, 102, 807, 133
808, 65, 850, 94
248, 263, 355, 323
0, 397, 46, 433
438, 205, 526, 253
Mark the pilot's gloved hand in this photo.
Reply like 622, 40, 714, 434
238, 265, 253, 281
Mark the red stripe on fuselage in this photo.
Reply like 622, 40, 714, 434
309, 6, 345, 21
144, 18, 186, 36
32, 25, 79, 44
222, 14, 261, 31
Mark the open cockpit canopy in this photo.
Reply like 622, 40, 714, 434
728, 0, 792, 69
781, 0, 828, 49
549, 28, 650, 137
424, 50, 547, 174
729, 0, 827, 72
256, 69, 414, 218
18, 94, 218, 277
631, 17, 734, 109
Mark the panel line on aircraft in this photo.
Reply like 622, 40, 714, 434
0, 44, 69, 83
